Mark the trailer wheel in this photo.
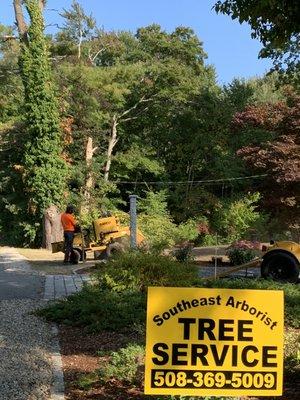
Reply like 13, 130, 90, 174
261, 252, 299, 283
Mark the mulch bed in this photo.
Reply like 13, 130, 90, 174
58, 326, 146, 399
58, 326, 300, 400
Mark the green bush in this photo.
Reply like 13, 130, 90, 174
37, 286, 146, 333
226, 240, 261, 265
95, 250, 199, 292
138, 191, 198, 250
227, 247, 257, 265
210, 193, 263, 243
98, 343, 145, 385
284, 328, 300, 373
38, 275, 300, 335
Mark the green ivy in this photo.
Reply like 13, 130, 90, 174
18, 1, 67, 237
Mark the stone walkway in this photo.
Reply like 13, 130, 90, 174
44, 274, 91, 300
0, 247, 62, 400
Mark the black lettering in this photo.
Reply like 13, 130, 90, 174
241, 300, 248, 311
198, 318, 216, 340
219, 319, 234, 341
200, 297, 208, 305
226, 296, 235, 307
172, 343, 188, 365
241, 345, 259, 367
264, 317, 271, 326
191, 344, 209, 366
169, 307, 178, 316
232, 345, 238, 366
210, 344, 229, 366
152, 343, 169, 365
162, 311, 170, 320
208, 296, 216, 305
153, 315, 163, 326
191, 299, 199, 307
182, 299, 191, 310
236, 300, 242, 309
249, 307, 257, 315
262, 346, 278, 367
178, 318, 196, 340
238, 320, 253, 341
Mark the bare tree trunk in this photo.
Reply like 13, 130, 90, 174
13, 0, 28, 44
104, 115, 118, 181
38, 0, 46, 12
43, 205, 63, 250
78, 29, 83, 59
81, 136, 97, 213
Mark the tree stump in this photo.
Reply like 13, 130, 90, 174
43, 205, 63, 250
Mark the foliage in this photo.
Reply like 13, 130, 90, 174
226, 240, 260, 265
173, 243, 194, 263
15, 0, 67, 243
214, 0, 300, 76
209, 193, 263, 242
95, 251, 199, 293
284, 328, 300, 374
38, 274, 300, 337
37, 286, 147, 333
235, 90, 300, 225
138, 191, 198, 249
98, 344, 145, 385
1, 0, 298, 246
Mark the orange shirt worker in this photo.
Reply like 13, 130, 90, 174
61, 204, 77, 263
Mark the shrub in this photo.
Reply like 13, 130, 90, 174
37, 286, 146, 333
173, 243, 194, 262
138, 191, 198, 250
211, 193, 263, 242
284, 328, 300, 374
226, 240, 261, 265
98, 343, 145, 385
95, 250, 199, 292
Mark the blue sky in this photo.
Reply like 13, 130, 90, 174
1, 0, 273, 84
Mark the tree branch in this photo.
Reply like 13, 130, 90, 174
117, 95, 155, 121
0, 35, 18, 42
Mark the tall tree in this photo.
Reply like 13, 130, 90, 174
60, 0, 96, 59
233, 90, 300, 225
13, 0, 67, 244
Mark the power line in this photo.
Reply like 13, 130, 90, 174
111, 174, 268, 185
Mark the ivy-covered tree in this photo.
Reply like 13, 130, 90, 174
12, 0, 67, 244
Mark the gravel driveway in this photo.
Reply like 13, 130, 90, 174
0, 247, 61, 400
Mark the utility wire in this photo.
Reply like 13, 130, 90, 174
111, 174, 268, 185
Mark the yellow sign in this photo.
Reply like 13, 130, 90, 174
145, 287, 284, 396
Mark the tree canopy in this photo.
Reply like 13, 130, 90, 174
0, 1, 299, 246
214, 0, 300, 76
